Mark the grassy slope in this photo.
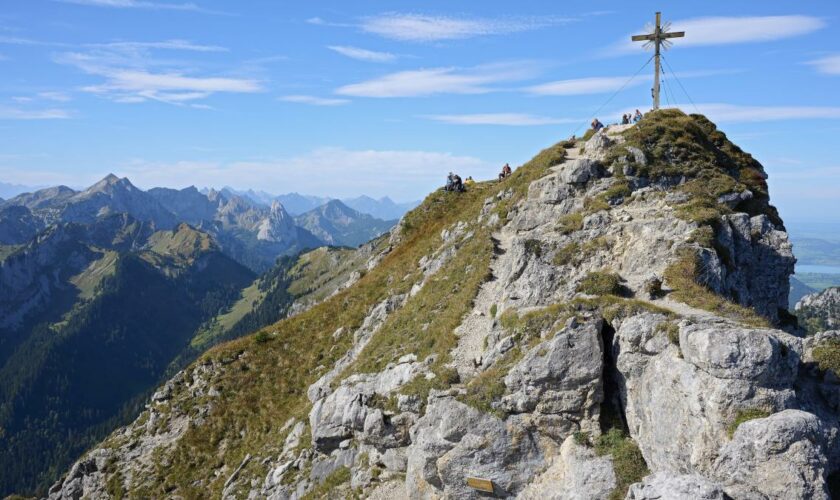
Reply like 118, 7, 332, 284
101, 141, 566, 497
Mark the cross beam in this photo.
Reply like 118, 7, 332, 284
632, 12, 684, 110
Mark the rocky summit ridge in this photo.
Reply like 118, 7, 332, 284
47, 110, 840, 500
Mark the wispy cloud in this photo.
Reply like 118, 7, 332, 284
81, 70, 260, 97
90, 39, 228, 52
668, 103, 840, 123
55, 40, 260, 105
0, 35, 70, 47
610, 15, 824, 54
328, 45, 396, 63
336, 63, 536, 98
279, 95, 349, 106
55, 0, 211, 12
37, 91, 73, 102
113, 147, 489, 199
807, 54, 840, 75
423, 113, 576, 126
528, 76, 643, 96
357, 13, 573, 42
12, 91, 73, 104
527, 69, 738, 96
0, 107, 72, 120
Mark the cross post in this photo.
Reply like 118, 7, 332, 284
631, 12, 685, 110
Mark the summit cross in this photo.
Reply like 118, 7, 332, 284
632, 11, 685, 110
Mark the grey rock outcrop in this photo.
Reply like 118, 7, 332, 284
712, 410, 830, 499
614, 315, 801, 475
558, 159, 605, 185
309, 357, 425, 452
502, 319, 604, 438
708, 213, 795, 323
406, 394, 545, 499
518, 436, 616, 500
625, 472, 726, 500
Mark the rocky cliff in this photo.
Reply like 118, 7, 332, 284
47, 110, 840, 500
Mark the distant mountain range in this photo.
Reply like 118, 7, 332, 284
0, 173, 402, 495
294, 199, 395, 247
0, 175, 410, 272
217, 186, 419, 219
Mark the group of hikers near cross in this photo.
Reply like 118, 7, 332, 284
443, 12, 683, 196
444, 163, 511, 193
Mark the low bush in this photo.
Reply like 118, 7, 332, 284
577, 271, 623, 296
253, 331, 272, 344
812, 339, 840, 376
553, 242, 580, 266
557, 213, 583, 235
524, 239, 543, 258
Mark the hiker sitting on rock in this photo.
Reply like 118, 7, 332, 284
591, 118, 605, 132
465, 176, 476, 187
621, 114, 630, 125
445, 172, 465, 192
633, 109, 643, 123
498, 163, 512, 181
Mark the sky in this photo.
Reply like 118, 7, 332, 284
0, 1, 839, 222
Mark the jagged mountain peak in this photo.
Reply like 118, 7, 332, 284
83, 173, 135, 194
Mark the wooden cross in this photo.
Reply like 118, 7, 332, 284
632, 12, 685, 110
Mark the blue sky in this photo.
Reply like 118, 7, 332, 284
0, 1, 839, 222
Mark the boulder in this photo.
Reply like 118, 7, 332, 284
625, 472, 726, 500
502, 319, 604, 437
406, 395, 544, 499
559, 159, 605, 185
517, 436, 616, 500
712, 410, 829, 500
614, 316, 800, 474
309, 359, 424, 452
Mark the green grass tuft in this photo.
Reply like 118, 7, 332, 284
812, 339, 840, 376
595, 429, 649, 500
727, 408, 771, 438
556, 213, 583, 235
577, 271, 623, 296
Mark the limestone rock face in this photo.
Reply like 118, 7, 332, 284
502, 319, 604, 437
309, 358, 425, 452
406, 395, 545, 499
625, 472, 726, 500
614, 315, 801, 475
558, 159, 605, 185
708, 213, 795, 323
712, 410, 830, 499
518, 436, 616, 500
